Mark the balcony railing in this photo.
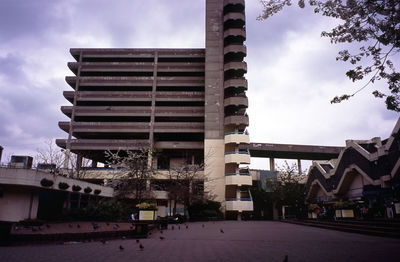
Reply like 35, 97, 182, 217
226, 172, 250, 176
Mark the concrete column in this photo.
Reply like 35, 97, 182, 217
76, 154, 83, 169
269, 158, 275, 171
64, 149, 70, 169
297, 159, 302, 174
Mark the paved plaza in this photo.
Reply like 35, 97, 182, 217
1, 221, 400, 262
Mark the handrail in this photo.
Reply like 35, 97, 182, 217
225, 150, 250, 155
226, 172, 250, 176
224, 131, 249, 135
225, 198, 252, 201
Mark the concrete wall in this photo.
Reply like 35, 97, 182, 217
204, 139, 225, 206
0, 186, 39, 222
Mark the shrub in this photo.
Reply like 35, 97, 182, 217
58, 182, 69, 190
72, 185, 82, 192
94, 189, 101, 195
84, 187, 92, 194
40, 178, 54, 187
18, 219, 45, 227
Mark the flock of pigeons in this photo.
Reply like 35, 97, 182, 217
101, 223, 224, 252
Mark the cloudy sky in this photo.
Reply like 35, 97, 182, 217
0, 0, 398, 170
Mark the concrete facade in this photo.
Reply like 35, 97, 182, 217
57, 0, 251, 217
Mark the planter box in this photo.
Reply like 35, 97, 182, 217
341, 209, 354, 218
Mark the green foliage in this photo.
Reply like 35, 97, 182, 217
259, 0, 400, 112
188, 200, 222, 220
65, 199, 137, 221
40, 178, 54, 187
58, 182, 69, 190
18, 219, 45, 227
136, 202, 156, 210
308, 203, 320, 211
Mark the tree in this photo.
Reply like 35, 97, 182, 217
272, 162, 307, 218
36, 139, 91, 179
166, 163, 205, 217
105, 148, 155, 202
259, 0, 400, 112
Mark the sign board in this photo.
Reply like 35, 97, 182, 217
139, 210, 156, 221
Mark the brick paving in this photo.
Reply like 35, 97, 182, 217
2, 221, 400, 262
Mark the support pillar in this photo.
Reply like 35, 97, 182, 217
269, 158, 275, 171
297, 159, 302, 174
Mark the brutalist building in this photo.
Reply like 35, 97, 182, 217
57, 0, 252, 219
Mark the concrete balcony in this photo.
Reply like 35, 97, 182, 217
224, 132, 249, 144
224, 96, 248, 107
75, 91, 152, 101
224, 45, 246, 56
224, 115, 249, 126
67, 106, 151, 117
224, 78, 247, 90
225, 198, 253, 212
156, 91, 204, 102
224, 151, 250, 164
155, 106, 204, 117
66, 76, 205, 89
223, 28, 246, 40
224, 12, 245, 23
223, 0, 245, 7
56, 139, 150, 150
59, 122, 150, 133
224, 61, 247, 73
225, 173, 252, 186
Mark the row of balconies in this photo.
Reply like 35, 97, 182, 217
66, 76, 205, 89
59, 121, 204, 133
56, 139, 203, 150
70, 48, 205, 62
63, 91, 244, 107
61, 106, 204, 117
68, 62, 205, 75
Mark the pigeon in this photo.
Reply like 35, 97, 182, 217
113, 224, 119, 230
68, 224, 73, 228
160, 236, 165, 240
178, 226, 181, 230
136, 239, 140, 243
100, 239, 106, 244
171, 226, 174, 230
77, 224, 80, 228
139, 244, 144, 251
185, 225, 188, 229
283, 255, 288, 262
119, 245, 124, 251
220, 229, 224, 233
106, 222, 110, 226
148, 232, 152, 235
